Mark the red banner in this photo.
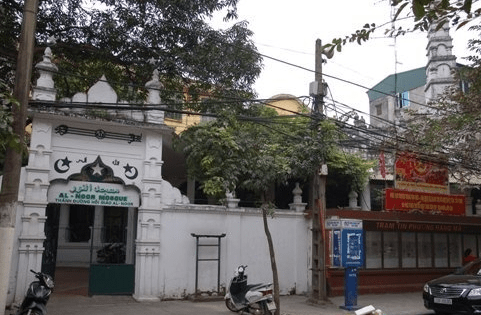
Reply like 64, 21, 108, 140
395, 152, 449, 194
385, 188, 465, 216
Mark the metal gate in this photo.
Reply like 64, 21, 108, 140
41, 204, 60, 278
88, 207, 135, 295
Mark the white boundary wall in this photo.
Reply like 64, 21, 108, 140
158, 205, 310, 298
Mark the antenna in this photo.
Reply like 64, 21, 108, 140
391, 4, 399, 97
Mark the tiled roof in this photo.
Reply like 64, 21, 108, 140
367, 67, 426, 102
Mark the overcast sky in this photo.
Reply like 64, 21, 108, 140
212, 0, 476, 122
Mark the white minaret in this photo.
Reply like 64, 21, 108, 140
424, 21, 457, 106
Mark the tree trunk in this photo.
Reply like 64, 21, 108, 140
261, 191, 280, 315
0, 1, 39, 313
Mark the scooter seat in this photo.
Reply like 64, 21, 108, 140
246, 283, 268, 290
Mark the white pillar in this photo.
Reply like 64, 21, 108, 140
58, 204, 69, 245
11, 48, 57, 304
361, 182, 371, 211
134, 132, 163, 301
126, 207, 136, 264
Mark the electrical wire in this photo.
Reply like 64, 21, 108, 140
13, 7, 480, 174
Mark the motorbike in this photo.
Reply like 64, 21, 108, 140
16, 270, 54, 315
225, 265, 276, 315
96, 243, 126, 264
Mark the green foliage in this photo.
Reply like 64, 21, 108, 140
175, 106, 374, 200
327, 150, 375, 193
323, 0, 481, 55
1, 0, 262, 105
0, 80, 24, 173
391, 0, 480, 31
322, 23, 376, 55
400, 26, 481, 181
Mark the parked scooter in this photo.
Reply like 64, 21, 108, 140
16, 270, 54, 315
225, 265, 276, 315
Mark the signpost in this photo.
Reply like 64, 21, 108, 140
326, 218, 364, 311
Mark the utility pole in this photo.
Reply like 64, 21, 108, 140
0, 0, 39, 313
309, 39, 332, 302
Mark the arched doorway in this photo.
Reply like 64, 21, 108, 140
45, 179, 139, 295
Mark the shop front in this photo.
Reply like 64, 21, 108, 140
322, 150, 481, 296
325, 209, 481, 296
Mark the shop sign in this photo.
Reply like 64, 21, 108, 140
326, 218, 341, 229
365, 220, 463, 233
395, 152, 449, 194
326, 218, 363, 230
341, 219, 363, 230
385, 188, 465, 216
48, 181, 139, 207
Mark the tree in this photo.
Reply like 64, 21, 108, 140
0, 81, 23, 175
0, 0, 262, 103
320, 0, 481, 184
322, 0, 481, 55
175, 106, 374, 314
399, 25, 481, 184
0, 1, 262, 313
0, 0, 263, 171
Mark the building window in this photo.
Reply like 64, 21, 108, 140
460, 80, 470, 93
449, 234, 462, 267
68, 205, 94, 242
417, 233, 432, 267
401, 232, 416, 268
397, 91, 410, 108
165, 94, 184, 121
383, 231, 399, 268
364, 231, 475, 269
434, 233, 448, 267
463, 233, 478, 257
165, 111, 182, 121
365, 231, 382, 268
375, 104, 382, 116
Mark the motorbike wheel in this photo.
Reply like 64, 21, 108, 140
225, 299, 241, 313
261, 301, 275, 315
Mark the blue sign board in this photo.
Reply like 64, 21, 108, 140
332, 230, 341, 267
341, 229, 364, 268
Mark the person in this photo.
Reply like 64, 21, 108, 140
463, 248, 477, 265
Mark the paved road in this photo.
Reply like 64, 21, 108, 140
27, 292, 435, 315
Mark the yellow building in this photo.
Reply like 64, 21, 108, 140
164, 93, 307, 134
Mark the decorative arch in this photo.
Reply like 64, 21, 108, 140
68, 155, 125, 183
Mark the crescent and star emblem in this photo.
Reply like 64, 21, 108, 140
54, 157, 72, 173
123, 163, 138, 180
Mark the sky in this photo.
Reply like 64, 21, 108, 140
212, 0, 476, 123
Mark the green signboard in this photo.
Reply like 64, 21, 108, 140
48, 182, 139, 207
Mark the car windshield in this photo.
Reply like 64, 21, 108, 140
455, 259, 481, 276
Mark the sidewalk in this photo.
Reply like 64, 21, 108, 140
39, 292, 432, 315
